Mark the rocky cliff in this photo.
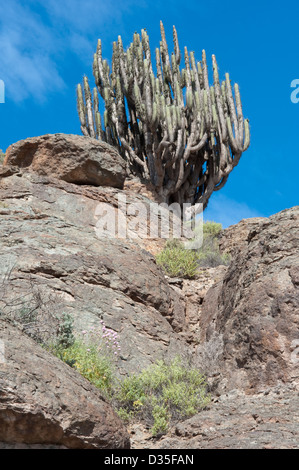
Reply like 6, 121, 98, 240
0, 134, 298, 449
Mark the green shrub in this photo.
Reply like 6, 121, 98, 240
202, 221, 223, 238
49, 325, 210, 437
0, 150, 5, 165
197, 221, 230, 267
54, 312, 75, 349
51, 322, 121, 397
192, 220, 222, 239
56, 339, 114, 394
116, 407, 135, 423
156, 239, 199, 279
114, 357, 210, 436
156, 220, 230, 277
151, 403, 170, 436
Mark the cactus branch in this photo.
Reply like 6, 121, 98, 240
77, 22, 250, 210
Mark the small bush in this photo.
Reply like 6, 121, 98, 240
202, 221, 223, 238
0, 150, 5, 165
116, 407, 135, 423
51, 326, 210, 437
114, 357, 210, 436
156, 239, 199, 278
196, 221, 230, 267
57, 340, 114, 394
156, 220, 230, 277
55, 312, 75, 349
52, 321, 121, 397
151, 403, 170, 436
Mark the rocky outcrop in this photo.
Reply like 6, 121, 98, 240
1, 133, 298, 449
0, 320, 130, 449
219, 216, 266, 256
0, 171, 190, 377
0, 139, 196, 448
129, 206, 299, 449
197, 207, 299, 394
4, 134, 126, 188
130, 384, 299, 449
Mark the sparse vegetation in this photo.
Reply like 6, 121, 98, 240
156, 221, 230, 278
0, 296, 67, 347
53, 323, 210, 437
50, 322, 121, 397
0, 270, 76, 348
53, 312, 75, 350
156, 239, 199, 278
202, 220, 222, 238
196, 221, 231, 268
56, 339, 115, 394
114, 357, 210, 436
0, 150, 5, 165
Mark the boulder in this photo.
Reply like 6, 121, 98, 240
0, 320, 130, 449
3, 134, 126, 188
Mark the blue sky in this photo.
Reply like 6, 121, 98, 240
0, 0, 298, 227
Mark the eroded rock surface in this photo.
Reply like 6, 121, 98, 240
4, 134, 126, 188
167, 266, 228, 344
130, 385, 299, 449
0, 171, 190, 376
197, 207, 299, 394
1, 136, 298, 449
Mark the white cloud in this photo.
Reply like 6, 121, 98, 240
0, 0, 143, 103
203, 193, 265, 228
0, 1, 65, 102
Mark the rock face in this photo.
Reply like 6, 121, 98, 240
218, 217, 265, 256
1, 133, 299, 449
129, 208, 299, 449
130, 385, 299, 449
197, 207, 299, 394
0, 171, 190, 377
0, 141, 194, 448
167, 266, 228, 345
0, 320, 130, 449
4, 134, 126, 188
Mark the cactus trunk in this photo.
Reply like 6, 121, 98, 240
77, 22, 250, 211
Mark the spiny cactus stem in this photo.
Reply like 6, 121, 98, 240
77, 21, 250, 211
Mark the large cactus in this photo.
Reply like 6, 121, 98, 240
77, 21, 250, 210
